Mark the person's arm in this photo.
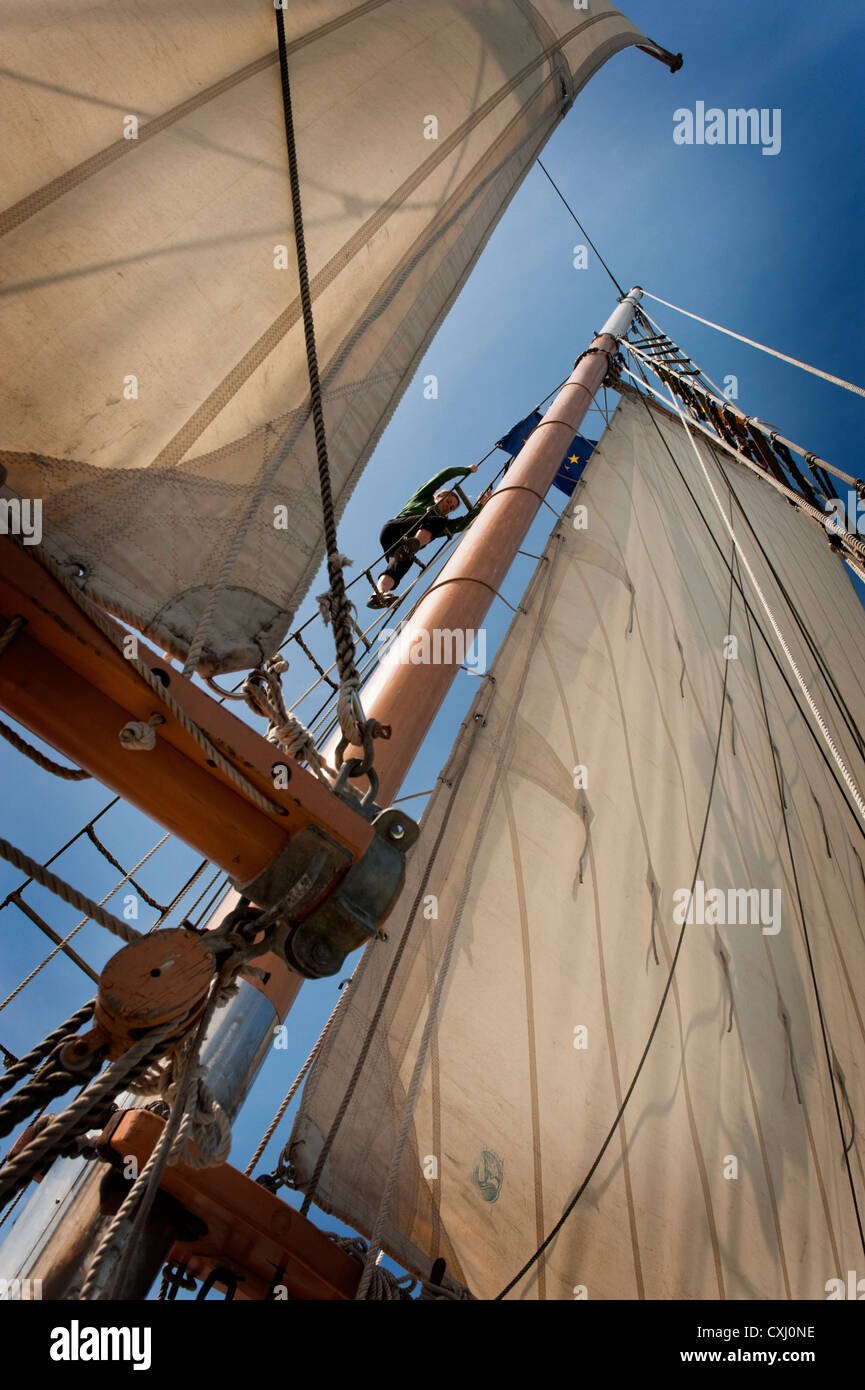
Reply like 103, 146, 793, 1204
399, 466, 473, 517
448, 486, 492, 533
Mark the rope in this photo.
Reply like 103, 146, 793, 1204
118, 712, 164, 751
0, 999, 95, 1100
0, 838, 141, 946
356, 528, 564, 1298
641, 290, 865, 400
0, 1021, 175, 1209
331, 1236, 414, 1300
0, 833, 171, 1013
619, 354, 865, 580
164, 1066, 231, 1171
635, 304, 862, 489
0, 614, 25, 657
0, 798, 120, 907
274, 11, 362, 751
79, 983, 225, 1300
242, 656, 332, 784
536, 160, 624, 296
623, 364, 865, 851
0, 717, 89, 780
657, 380, 865, 829
245, 958, 365, 1177
85, 826, 167, 913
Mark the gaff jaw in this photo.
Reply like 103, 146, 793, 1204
226, 808, 419, 980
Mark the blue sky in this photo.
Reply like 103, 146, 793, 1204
1, 0, 863, 1289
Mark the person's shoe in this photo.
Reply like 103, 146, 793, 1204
393, 537, 421, 565
367, 590, 400, 609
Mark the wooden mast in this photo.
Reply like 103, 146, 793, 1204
324, 289, 644, 802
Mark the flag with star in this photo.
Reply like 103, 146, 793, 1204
495, 411, 595, 496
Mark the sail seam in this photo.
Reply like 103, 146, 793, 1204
0, 0, 398, 238
148, 15, 631, 473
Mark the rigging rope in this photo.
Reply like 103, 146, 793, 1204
242, 655, 332, 784
637, 303, 863, 490
654, 376, 865, 830
0, 833, 171, 1013
621, 369, 865, 852
0, 999, 95, 1101
641, 290, 865, 400
273, 8, 362, 752
0, 837, 141, 948
619, 351, 865, 580
536, 160, 624, 296
0, 716, 89, 781
79, 979, 226, 1300
0, 1020, 175, 1210
246, 955, 366, 1178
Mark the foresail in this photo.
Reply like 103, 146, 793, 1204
288, 390, 865, 1299
0, 0, 644, 672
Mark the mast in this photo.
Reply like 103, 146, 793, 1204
2, 290, 642, 1298
326, 289, 644, 802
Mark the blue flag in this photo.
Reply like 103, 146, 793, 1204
495, 411, 595, 496
495, 411, 543, 457
551, 434, 594, 496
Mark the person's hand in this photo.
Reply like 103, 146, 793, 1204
479, 487, 492, 504
470, 464, 479, 473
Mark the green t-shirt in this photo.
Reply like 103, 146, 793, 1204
395, 466, 481, 534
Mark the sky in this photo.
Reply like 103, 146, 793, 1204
1, 0, 864, 1293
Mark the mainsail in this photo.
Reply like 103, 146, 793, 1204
0, 0, 647, 673
288, 389, 865, 1299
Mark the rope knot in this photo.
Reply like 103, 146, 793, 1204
119, 713, 164, 751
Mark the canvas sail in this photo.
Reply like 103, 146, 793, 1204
289, 389, 865, 1299
0, 0, 645, 672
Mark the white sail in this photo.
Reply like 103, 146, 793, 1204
289, 390, 865, 1299
0, 0, 644, 672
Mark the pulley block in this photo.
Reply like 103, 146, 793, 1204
90, 928, 214, 1059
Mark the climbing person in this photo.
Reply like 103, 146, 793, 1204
367, 464, 492, 608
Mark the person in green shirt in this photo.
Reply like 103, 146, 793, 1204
367, 465, 492, 608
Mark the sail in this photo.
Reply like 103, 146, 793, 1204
0, 0, 645, 673
288, 389, 865, 1299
